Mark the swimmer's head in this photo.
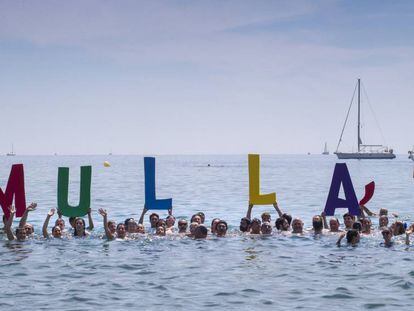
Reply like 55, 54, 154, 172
156, 225, 166, 236
282, 213, 292, 225
210, 218, 220, 234
343, 213, 355, 228
382, 227, 393, 243
178, 219, 188, 233
379, 208, 388, 216
194, 225, 208, 239
74, 218, 86, 237
361, 218, 371, 233
261, 222, 272, 235
108, 221, 117, 234
69, 217, 77, 228
196, 212, 205, 224
191, 214, 202, 225
166, 215, 176, 228
261, 212, 271, 223
189, 222, 199, 235
329, 218, 340, 232
137, 224, 145, 234
292, 218, 303, 234
116, 223, 126, 239
24, 223, 34, 236
346, 229, 360, 245
149, 213, 160, 228
156, 219, 166, 228
250, 218, 261, 234
55, 218, 65, 231
379, 215, 389, 228
216, 220, 228, 237
312, 216, 323, 232
15, 227, 27, 241
124, 218, 138, 233
52, 225, 62, 238
275, 217, 289, 231
392, 221, 405, 236
239, 217, 251, 232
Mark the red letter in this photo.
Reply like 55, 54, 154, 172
0, 164, 26, 219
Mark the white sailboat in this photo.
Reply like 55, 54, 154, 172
6, 144, 16, 156
334, 79, 395, 160
322, 142, 329, 155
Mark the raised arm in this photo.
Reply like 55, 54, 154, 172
272, 202, 283, 218
5, 205, 16, 241
42, 209, 55, 238
361, 205, 375, 217
246, 204, 253, 220
358, 205, 366, 221
138, 206, 148, 224
321, 211, 329, 230
336, 232, 346, 246
98, 208, 114, 240
87, 208, 94, 230
19, 202, 37, 228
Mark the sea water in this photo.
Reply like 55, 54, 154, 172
0, 155, 414, 310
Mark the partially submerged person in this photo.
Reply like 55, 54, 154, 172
250, 218, 261, 234
343, 213, 355, 230
193, 225, 208, 239
275, 217, 289, 232
43, 208, 62, 239
125, 218, 138, 234
156, 225, 166, 236
381, 227, 393, 247
188, 222, 199, 237
166, 215, 176, 232
379, 215, 389, 230
321, 212, 342, 233
177, 219, 188, 234
337, 229, 360, 246
5, 206, 27, 242
216, 220, 228, 237
196, 212, 205, 224
261, 212, 271, 223
64, 207, 94, 231
239, 217, 251, 233
18, 202, 37, 237
261, 222, 272, 235
149, 213, 160, 229
136, 224, 145, 234
312, 215, 324, 235
291, 218, 304, 234
361, 218, 372, 234
190, 214, 202, 225
74, 217, 90, 237
391, 221, 405, 236
352, 221, 362, 233
210, 218, 220, 235
99, 208, 126, 239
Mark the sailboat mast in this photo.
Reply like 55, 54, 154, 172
357, 78, 361, 152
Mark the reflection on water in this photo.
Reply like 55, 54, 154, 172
0, 155, 414, 310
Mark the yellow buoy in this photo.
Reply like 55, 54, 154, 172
103, 161, 111, 167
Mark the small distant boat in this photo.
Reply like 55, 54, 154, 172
322, 142, 329, 155
6, 144, 16, 156
334, 79, 395, 160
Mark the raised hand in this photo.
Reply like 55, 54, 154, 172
8, 205, 16, 214
98, 208, 107, 217
48, 208, 55, 217
57, 209, 63, 218
87, 207, 92, 215
27, 202, 37, 212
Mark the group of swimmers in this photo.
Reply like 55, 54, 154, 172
1, 202, 413, 247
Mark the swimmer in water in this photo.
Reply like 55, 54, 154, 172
381, 227, 394, 247
261, 222, 272, 235
379, 215, 389, 230
275, 217, 290, 232
343, 213, 355, 230
361, 218, 372, 234
156, 225, 166, 236
193, 225, 208, 239
312, 215, 324, 235
196, 212, 205, 224
321, 212, 342, 233
188, 222, 199, 237
261, 212, 271, 223
98, 209, 126, 240
124, 218, 138, 234
74, 217, 90, 237
250, 218, 261, 234
190, 214, 202, 225
239, 217, 251, 233
166, 215, 176, 233
337, 229, 360, 246
391, 221, 405, 236
291, 218, 304, 234
352, 221, 362, 233
18, 202, 37, 237
42, 208, 62, 238
137, 224, 145, 234
216, 220, 228, 237
177, 219, 188, 234
60, 207, 94, 231
5, 205, 27, 241
210, 218, 220, 234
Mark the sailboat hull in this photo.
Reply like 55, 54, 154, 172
335, 152, 395, 159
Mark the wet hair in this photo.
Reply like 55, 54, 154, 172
275, 217, 287, 230
251, 218, 261, 226
210, 218, 220, 231
124, 218, 135, 226
261, 212, 271, 219
282, 213, 292, 225
352, 222, 362, 232
191, 214, 201, 223
52, 225, 61, 234
196, 212, 205, 223
312, 217, 323, 231
379, 208, 388, 216
393, 221, 405, 236
69, 217, 76, 226
156, 219, 166, 228
194, 225, 208, 238
343, 213, 355, 220
116, 223, 125, 230
74, 218, 86, 237
166, 215, 175, 221
15, 227, 26, 235
178, 219, 188, 225
149, 213, 159, 221
108, 220, 116, 227
346, 229, 359, 244
216, 220, 228, 230
239, 217, 251, 232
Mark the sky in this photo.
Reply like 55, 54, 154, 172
0, 0, 413, 155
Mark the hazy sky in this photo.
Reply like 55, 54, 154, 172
1, 0, 413, 155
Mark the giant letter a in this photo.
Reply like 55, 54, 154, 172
0, 164, 26, 219
324, 163, 360, 216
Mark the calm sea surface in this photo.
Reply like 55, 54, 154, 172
1, 155, 414, 310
